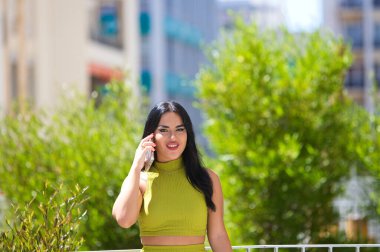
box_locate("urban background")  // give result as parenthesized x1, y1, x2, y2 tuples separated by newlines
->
(1, 0, 380, 250)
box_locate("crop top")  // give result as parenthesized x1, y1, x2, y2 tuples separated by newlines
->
(138, 157, 208, 236)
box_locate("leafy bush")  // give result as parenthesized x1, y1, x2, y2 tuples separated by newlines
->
(197, 19, 375, 245)
(0, 82, 146, 249)
(357, 105, 380, 224)
(0, 183, 87, 251)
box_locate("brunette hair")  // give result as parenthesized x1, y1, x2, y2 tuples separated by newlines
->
(142, 101, 215, 211)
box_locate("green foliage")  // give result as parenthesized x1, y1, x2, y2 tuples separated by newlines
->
(197, 19, 371, 244)
(358, 106, 380, 221)
(0, 81, 145, 250)
(0, 183, 87, 251)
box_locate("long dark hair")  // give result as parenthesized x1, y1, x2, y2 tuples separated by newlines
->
(142, 101, 216, 211)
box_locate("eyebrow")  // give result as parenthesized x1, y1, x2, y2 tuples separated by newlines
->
(157, 124, 185, 128)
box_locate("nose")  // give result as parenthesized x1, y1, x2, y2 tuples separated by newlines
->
(170, 132, 176, 139)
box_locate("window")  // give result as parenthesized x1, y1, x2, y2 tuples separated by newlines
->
(140, 12, 151, 36)
(341, 0, 362, 8)
(89, 1, 123, 49)
(345, 23, 363, 49)
(141, 37, 150, 69)
(9, 62, 35, 102)
(374, 24, 380, 48)
(11, 63, 18, 100)
(375, 63, 380, 87)
(140, 0, 149, 12)
(345, 63, 364, 87)
(166, 0, 174, 16)
(166, 38, 175, 72)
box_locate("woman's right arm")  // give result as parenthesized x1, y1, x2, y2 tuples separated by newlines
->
(112, 133, 155, 228)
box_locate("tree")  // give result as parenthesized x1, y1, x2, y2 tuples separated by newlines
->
(197, 19, 368, 244)
(355, 98, 380, 229)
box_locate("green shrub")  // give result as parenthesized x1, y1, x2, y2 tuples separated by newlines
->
(0, 183, 87, 251)
(0, 81, 146, 249)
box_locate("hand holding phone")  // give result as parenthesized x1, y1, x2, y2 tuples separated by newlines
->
(144, 140, 154, 172)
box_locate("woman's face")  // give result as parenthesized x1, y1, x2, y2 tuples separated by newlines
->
(154, 112, 187, 162)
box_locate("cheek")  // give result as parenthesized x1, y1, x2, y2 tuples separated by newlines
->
(181, 135, 188, 147)
(154, 136, 164, 147)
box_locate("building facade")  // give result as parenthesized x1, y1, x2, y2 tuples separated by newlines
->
(323, 0, 380, 242)
(218, 0, 286, 31)
(0, 0, 217, 137)
(323, 0, 380, 111)
(0, 0, 88, 114)
(87, 0, 140, 95)
(139, 0, 218, 144)
(0, 0, 140, 115)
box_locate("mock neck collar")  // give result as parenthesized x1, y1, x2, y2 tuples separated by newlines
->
(154, 157, 184, 172)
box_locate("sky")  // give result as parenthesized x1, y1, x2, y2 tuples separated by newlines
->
(219, 0, 323, 32)
(284, 0, 322, 32)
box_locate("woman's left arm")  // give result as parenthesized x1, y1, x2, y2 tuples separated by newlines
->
(207, 169, 232, 252)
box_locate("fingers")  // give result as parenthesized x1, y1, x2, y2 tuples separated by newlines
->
(136, 134, 156, 161)
(139, 133, 155, 148)
(143, 145, 156, 153)
(141, 133, 154, 142)
(142, 144, 156, 151)
(141, 140, 156, 149)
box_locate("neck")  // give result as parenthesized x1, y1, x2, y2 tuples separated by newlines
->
(154, 157, 183, 172)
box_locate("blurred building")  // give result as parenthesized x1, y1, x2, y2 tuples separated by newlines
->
(88, 0, 140, 95)
(0, 0, 217, 142)
(333, 171, 380, 242)
(323, 0, 380, 243)
(323, 0, 380, 111)
(0, 0, 88, 113)
(139, 0, 218, 143)
(218, 0, 286, 31)
(0, 0, 140, 115)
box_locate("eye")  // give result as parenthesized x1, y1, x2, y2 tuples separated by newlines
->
(158, 128, 169, 133)
(176, 127, 185, 132)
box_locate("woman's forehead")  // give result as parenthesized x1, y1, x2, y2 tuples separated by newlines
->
(158, 112, 183, 126)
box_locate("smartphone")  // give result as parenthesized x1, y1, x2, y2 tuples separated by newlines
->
(144, 140, 154, 172)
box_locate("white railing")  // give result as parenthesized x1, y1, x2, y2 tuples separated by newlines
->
(225, 244, 380, 251)
(89, 244, 380, 252)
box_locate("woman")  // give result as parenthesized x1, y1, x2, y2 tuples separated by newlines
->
(112, 101, 232, 252)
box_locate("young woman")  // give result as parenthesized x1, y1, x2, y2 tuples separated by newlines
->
(112, 101, 232, 252)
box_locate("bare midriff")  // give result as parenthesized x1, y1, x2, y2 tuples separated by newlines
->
(141, 236, 205, 246)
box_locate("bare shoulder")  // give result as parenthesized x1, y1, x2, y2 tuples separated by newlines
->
(206, 169, 221, 185)
(206, 169, 224, 207)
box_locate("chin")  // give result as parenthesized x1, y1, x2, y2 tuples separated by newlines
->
(169, 153, 181, 160)
(163, 152, 182, 161)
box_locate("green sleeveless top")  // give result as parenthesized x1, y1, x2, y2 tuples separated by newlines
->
(138, 157, 208, 236)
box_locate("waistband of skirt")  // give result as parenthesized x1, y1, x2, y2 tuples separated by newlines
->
(141, 243, 205, 252)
